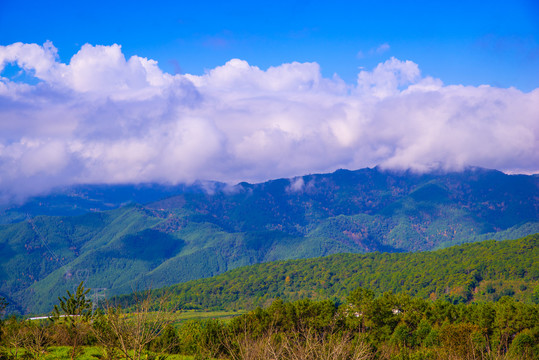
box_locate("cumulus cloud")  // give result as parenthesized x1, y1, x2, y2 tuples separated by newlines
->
(0, 42, 538, 203)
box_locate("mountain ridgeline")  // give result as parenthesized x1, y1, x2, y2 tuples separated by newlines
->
(0, 167, 537, 314)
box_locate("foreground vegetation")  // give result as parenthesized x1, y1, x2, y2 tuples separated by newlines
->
(1, 282, 538, 359)
(2, 235, 537, 359)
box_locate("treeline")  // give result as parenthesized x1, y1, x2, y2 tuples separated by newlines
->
(131, 234, 539, 310)
(1, 284, 538, 359)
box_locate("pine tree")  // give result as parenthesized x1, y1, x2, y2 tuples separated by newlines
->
(52, 281, 92, 360)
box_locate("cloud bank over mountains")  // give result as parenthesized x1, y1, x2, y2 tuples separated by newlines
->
(1, 42, 538, 203)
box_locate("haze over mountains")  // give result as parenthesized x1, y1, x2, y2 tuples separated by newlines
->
(0, 166, 537, 314)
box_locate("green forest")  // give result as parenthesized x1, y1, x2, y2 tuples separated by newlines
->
(1, 167, 538, 315)
(1, 234, 537, 359)
(131, 233, 539, 311)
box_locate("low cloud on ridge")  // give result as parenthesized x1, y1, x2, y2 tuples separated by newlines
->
(0, 41, 538, 203)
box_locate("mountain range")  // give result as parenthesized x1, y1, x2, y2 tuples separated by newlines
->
(0, 166, 537, 314)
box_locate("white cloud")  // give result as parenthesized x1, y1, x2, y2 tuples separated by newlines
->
(357, 43, 391, 59)
(0, 41, 66, 85)
(0, 42, 538, 203)
(286, 177, 305, 193)
(375, 43, 390, 54)
(357, 57, 421, 98)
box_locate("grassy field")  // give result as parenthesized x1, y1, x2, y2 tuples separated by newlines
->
(5, 346, 197, 359)
(16, 311, 242, 359)
(171, 309, 245, 322)
(26, 309, 243, 323)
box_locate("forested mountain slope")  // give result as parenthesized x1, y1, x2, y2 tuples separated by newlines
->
(142, 233, 539, 310)
(0, 182, 208, 224)
(0, 167, 537, 314)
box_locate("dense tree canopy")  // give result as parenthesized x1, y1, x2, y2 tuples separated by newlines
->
(132, 234, 539, 311)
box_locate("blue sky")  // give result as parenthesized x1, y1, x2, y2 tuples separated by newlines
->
(0, 0, 538, 202)
(1, 0, 538, 90)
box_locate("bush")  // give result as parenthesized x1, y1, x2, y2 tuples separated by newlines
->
(509, 330, 538, 360)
